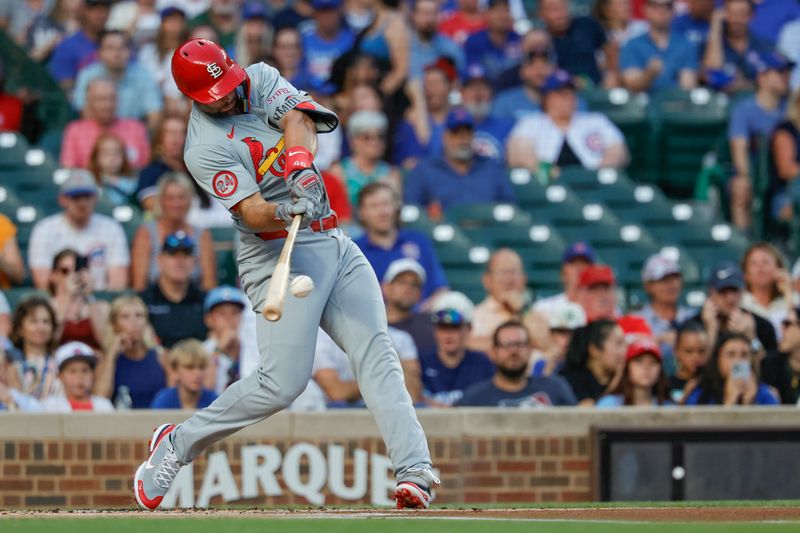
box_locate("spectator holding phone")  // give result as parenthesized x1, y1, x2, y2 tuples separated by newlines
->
(48, 249, 110, 350)
(597, 338, 672, 407)
(669, 321, 710, 403)
(685, 332, 779, 405)
(41, 341, 114, 412)
(761, 307, 800, 404)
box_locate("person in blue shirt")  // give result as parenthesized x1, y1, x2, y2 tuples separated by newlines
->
(463, 0, 522, 84)
(459, 65, 514, 159)
(457, 320, 577, 407)
(48, 0, 111, 92)
(749, 0, 800, 47)
(419, 292, 495, 406)
(685, 332, 779, 406)
(301, 0, 354, 88)
(354, 182, 448, 303)
(727, 51, 790, 231)
(539, 0, 609, 86)
(73, 30, 164, 130)
(151, 339, 218, 409)
(620, 0, 699, 93)
(671, 0, 714, 46)
(404, 107, 516, 211)
(492, 46, 555, 122)
(408, 0, 464, 81)
(597, 338, 673, 408)
(702, 0, 775, 92)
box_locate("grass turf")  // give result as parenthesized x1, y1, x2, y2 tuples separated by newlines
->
(3, 518, 800, 533)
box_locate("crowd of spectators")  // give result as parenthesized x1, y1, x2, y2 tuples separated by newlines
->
(3, 0, 800, 412)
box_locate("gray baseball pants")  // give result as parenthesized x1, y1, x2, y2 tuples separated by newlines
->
(170, 228, 433, 485)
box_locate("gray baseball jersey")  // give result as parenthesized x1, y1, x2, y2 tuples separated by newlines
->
(171, 62, 435, 491)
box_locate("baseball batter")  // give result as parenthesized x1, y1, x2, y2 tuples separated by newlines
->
(133, 39, 438, 510)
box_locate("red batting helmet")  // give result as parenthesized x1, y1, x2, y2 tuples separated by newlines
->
(171, 39, 247, 104)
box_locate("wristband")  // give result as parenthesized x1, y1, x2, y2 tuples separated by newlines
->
(284, 146, 314, 180)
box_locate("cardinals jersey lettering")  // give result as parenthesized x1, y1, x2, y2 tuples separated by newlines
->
(184, 62, 338, 232)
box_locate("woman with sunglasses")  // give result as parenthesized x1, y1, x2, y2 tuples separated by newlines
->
(48, 249, 110, 350)
(761, 308, 800, 404)
(685, 332, 779, 406)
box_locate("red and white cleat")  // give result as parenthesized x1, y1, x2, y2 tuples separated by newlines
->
(133, 423, 183, 510)
(395, 481, 433, 509)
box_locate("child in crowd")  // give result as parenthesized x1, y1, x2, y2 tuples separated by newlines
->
(41, 341, 114, 412)
(151, 339, 218, 409)
(598, 338, 671, 407)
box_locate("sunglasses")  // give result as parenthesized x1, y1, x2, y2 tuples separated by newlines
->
(495, 340, 530, 349)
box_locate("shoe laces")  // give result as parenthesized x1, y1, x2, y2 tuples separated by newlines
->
(154, 450, 182, 490)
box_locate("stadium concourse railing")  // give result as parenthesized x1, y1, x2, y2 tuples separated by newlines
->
(1, 407, 800, 508)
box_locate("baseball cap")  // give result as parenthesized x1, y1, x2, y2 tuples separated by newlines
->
(625, 338, 662, 363)
(160, 5, 186, 18)
(642, 253, 682, 282)
(346, 111, 388, 138)
(424, 56, 458, 83)
(709, 261, 745, 291)
(204, 285, 248, 313)
(617, 314, 653, 340)
(383, 258, 427, 284)
(242, 2, 268, 20)
(60, 169, 99, 197)
(445, 107, 475, 131)
(563, 241, 596, 264)
(548, 301, 587, 330)
(55, 341, 97, 371)
(462, 63, 490, 85)
(578, 264, 616, 288)
(540, 69, 576, 95)
(312, 0, 342, 9)
(431, 291, 474, 325)
(162, 231, 196, 254)
(752, 51, 794, 74)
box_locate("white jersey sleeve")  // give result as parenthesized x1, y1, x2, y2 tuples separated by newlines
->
(247, 62, 339, 133)
(184, 142, 262, 211)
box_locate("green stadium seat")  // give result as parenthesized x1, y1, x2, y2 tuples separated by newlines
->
(0, 132, 29, 167)
(216, 250, 239, 286)
(487, 224, 568, 270)
(609, 185, 677, 224)
(527, 267, 563, 294)
(0, 186, 22, 217)
(445, 202, 532, 230)
(4, 287, 47, 310)
(399, 204, 436, 236)
(445, 267, 485, 303)
(521, 184, 587, 226)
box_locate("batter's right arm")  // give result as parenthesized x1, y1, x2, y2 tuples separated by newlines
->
(235, 192, 294, 232)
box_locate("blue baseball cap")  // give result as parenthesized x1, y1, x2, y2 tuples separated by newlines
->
(563, 242, 596, 264)
(445, 107, 475, 130)
(751, 51, 794, 74)
(204, 285, 248, 313)
(242, 2, 268, 20)
(60, 170, 99, 197)
(312, 0, 342, 10)
(709, 261, 745, 291)
(462, 63, 489, 85)
(160, 5, 186, 19)
(161, 231, 196, 254)
(540, 69, 576, 94)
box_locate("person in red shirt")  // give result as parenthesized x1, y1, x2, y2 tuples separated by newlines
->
(438, 0, 487, 46)
(0, 58, 22, 132)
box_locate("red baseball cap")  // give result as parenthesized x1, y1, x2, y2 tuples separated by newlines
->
(617, 315, 652, 338)
(578, 264, 616, 288)
(625, 338, 662, 362)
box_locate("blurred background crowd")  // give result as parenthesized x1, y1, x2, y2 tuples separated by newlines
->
(2, 0, 800, 413)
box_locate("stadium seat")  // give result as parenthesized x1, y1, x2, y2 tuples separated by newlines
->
(0, 132, 29, 167)
(399, 204, 436, 236)
(521, 184, 587, 226)
(445, 202, 532, 230)
(445, 267, 485, 303)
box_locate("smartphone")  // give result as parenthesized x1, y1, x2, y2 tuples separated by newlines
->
(731, 361, 751, 380)
(75, 255, 89, 271)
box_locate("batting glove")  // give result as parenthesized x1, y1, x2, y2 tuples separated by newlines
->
(274, 198, 311, 228)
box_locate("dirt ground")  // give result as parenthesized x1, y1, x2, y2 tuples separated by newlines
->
(2, 506, 799, 522)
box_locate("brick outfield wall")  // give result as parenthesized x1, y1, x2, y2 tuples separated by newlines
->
(1, 408, 798, 509)
(0, 436, 590, 508)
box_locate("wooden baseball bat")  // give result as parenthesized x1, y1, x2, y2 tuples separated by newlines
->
(262, 215, 302, 322)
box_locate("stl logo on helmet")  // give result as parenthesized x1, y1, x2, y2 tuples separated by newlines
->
(207, 62, 223, 79)
(212, 170, 238, 197)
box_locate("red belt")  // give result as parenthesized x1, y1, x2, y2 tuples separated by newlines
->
(255, 213, 338, 241)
